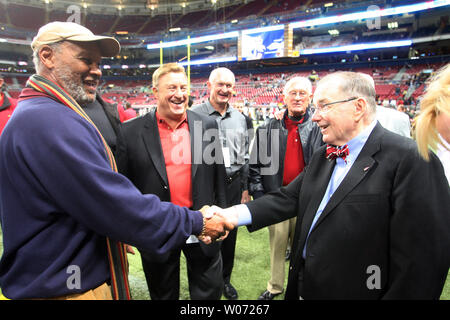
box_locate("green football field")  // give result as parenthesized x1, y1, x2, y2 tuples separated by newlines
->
(1, 226, 449, 300)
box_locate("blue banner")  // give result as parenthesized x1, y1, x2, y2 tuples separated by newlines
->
(241, 29, 284, 60)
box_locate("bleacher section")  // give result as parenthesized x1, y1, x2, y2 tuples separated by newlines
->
(92, 62, 444, 109)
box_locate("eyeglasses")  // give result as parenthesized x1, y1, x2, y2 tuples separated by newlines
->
(313, 97, 358, 114)
(287, 90, 309, 98)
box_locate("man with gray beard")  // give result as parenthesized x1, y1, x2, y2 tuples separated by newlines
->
(0, 21, 233, 300)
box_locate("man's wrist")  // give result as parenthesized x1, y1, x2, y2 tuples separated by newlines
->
(198, 216, 207, 238)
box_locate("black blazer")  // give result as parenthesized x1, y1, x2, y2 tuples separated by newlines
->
(247, 122, 450, 299)
(116, 109, 227, 259)
(249, 108, 323, 196)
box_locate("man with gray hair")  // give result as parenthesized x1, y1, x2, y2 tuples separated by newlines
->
(218, 71, 450, 299)
(0, 22, 232, 300)
(191, 67, 250, 300)
(249, 76, 323, 300)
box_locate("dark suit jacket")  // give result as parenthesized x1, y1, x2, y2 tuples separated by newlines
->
(83, 94, 123, 156)
(116, 108, 227, 260)
(249, 108, 323, 196)
(247, 122, 450, 299)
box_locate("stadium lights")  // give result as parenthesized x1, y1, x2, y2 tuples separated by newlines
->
(290, 0, 450, 29)
(300, 40, 412, 55)
(146, 31, 239, 49)
(145, 0, 449, 51)
(388, 22, 399, 29)
(242, 25, 284, 35)
(178, 56, 237, 66)
(328, 29, 339, 36)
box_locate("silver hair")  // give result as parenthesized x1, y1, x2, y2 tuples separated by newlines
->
(283, 76, 312, 96)
(208, 67, 235, 84)
(32, 42, 64, 74)
(317, 71, 377, 116)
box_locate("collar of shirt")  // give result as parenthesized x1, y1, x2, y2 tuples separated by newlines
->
(155, 109, 188, 130)
(302, 120, 378, 259)
(335, 120, 378, 167)
(205, 99, 232, 117)
(283, 112, 305, 130)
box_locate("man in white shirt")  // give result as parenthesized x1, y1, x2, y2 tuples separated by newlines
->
(376, 105, 411, 138)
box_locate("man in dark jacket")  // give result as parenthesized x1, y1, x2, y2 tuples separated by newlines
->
(82, 92, 122, 156)
(218, 71, 450, 300)
(0, 22, 231, 300)
(249, 76, 323, 300)
(116, 63, 228, 300)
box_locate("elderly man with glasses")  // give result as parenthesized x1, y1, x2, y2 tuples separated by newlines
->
(249, 76, 323, 300)
(217, 71, 450, 300)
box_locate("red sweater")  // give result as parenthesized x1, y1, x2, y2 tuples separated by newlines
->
(282, 115, 306, 186)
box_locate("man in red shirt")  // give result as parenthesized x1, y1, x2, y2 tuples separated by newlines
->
(249, 76, 323, 300)
(116, 63, 227, 300)
(117, 102, 137, 122)
(0, 74, 17, 136)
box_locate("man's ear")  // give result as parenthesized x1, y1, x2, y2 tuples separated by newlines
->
(38, 45, 57, 70)
(152, 86, 158, 97)
(354, 97, 367, 122)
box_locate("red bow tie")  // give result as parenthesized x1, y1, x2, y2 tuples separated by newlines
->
(326, 144, 349, 162)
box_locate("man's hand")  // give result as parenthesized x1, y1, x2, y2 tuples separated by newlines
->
(274, 109, 284, 120)
(241, 190, 251, 204)
(124, 244, 135, 255)
(198, 206, 235, 244)
(216, 206, 239, 227)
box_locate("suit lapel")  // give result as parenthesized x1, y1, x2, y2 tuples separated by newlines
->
(142, 109, 169, 186)
(187, 110, 198, 180)
(311, 123, 383, 231)
(295, 153, 336, 255)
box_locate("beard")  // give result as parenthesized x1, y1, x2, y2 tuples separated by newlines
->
(54, 65, 97, 105)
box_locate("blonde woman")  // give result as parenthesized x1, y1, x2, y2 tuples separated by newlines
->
(415, 64, 450, 185)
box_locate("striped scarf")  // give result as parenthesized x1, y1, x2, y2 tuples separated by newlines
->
(26, 74, 131, 300)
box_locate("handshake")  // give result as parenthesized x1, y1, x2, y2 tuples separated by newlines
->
(197, 205, 239, 244)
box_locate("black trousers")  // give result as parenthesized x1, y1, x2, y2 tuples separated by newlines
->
(221, 172, 242, 283)
(140, 243, 223, 300)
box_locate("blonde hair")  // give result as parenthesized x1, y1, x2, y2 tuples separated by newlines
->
(152, 63, 186, 88)
(415, 64, 450, 161)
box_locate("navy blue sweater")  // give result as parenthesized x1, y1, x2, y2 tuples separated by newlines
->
(0, 97, 203, 299)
